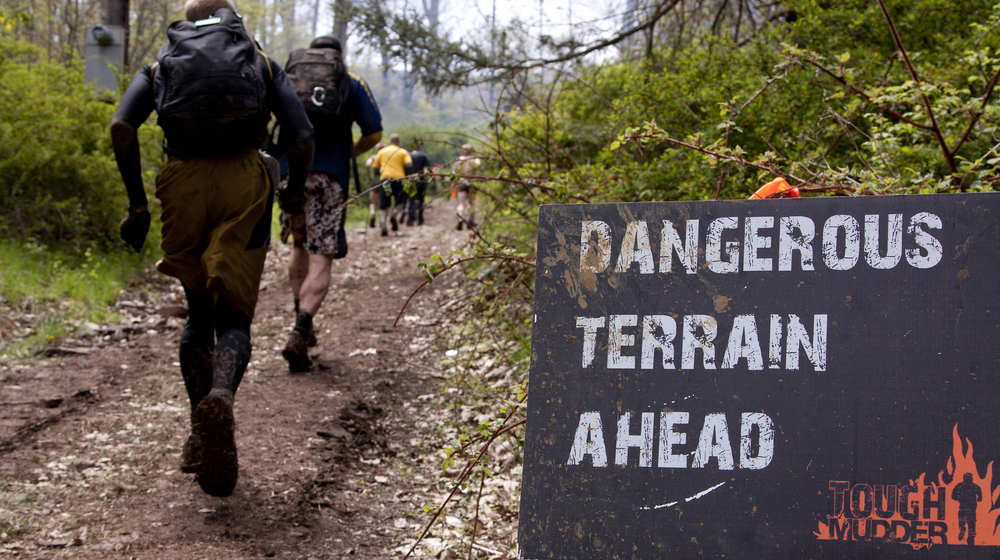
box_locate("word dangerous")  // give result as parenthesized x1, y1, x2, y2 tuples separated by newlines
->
(581, 213, 943, 274)
(567, 411, 774, 470)
(576, 313, 827, 370)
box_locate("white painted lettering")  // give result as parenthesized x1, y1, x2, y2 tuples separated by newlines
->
(576, 316, 605, 368)
(743, 216, 774, 272)
(864, 214, 903, 269)
(660, 220, 699, 274)
(739, 412, 775, 470)
(658, 412, 689, 468)
(641, 315, 676, 369)
(822, 215, 861, 270)
(721, 315, 763, 370)
(786, 314, 827, 371)
(692, 413, 734, 470)
(608, 315, 638, 369)
(616, 412, 654, 467)
(906, 212, 943, 269)
(706, 217, 740, 274)
(682, 315, 718, 369)
(615, 221, 655, 274)
(567, 411, 608, 467)
(580, 220, 612, 273)
(768, 314, 782, 369)
(778, 216, 815, 271)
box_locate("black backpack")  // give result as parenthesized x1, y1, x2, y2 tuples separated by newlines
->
(152, 9, 268, 143)
(285, 47, 350, 127)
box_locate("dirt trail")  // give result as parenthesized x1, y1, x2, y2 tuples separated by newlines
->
(0, 200, 512, 559)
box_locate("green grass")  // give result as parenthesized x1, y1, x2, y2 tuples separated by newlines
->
(345, 198, 371, 230)
(0, 240, 156, 360)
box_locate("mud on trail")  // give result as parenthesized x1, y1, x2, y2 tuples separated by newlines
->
(0, 200, 521, 559)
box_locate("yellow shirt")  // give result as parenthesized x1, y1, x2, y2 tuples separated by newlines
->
(372, 146, 412, 180)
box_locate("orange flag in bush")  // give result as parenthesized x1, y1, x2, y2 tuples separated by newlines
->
(749, 177, 800, 199)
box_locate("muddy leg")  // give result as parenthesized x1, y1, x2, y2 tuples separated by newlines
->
(178, 286, 214, 473)
(212, 298, 252, 395)
(192, 297, 250, 497)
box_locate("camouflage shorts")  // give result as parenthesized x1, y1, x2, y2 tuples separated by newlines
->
(279, 171, 348, 257)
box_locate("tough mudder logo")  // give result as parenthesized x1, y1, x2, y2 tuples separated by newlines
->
(816, 425, 1000, 548)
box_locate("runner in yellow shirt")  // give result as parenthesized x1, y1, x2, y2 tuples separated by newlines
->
(371, 133, 412, 236)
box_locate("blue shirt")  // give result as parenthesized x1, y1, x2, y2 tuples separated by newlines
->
(278, 71, 382, 191)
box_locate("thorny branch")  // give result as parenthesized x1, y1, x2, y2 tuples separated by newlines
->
(402, 391, 527, 560)
(875, 0, 958, 178)
(796, 56, 933, 132)
(393, 253, 535, 327)
(950, 62, 1000, 158)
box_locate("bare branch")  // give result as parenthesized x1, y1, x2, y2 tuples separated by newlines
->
(950, 62, 1000, 157)
(875, 0, 958, 176)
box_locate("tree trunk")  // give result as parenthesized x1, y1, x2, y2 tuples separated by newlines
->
(310, 0, 320, 37)
(102, 0, 128, 65)
(332, 0, 349, 55)
(421, 0, 440, 30)
(283, 0, 297, 56)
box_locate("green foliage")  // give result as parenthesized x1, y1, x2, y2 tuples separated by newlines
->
(476, 0, 1000, 218)
(0, 239, 155, 359)
(0, 39, 135, 248)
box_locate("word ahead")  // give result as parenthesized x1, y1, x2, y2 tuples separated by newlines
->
(566, 411, 774, 470)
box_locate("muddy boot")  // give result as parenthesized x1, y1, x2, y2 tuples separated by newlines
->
(180, 432, 202, 473)
(282, 311, 313, 372)
(295, 300, 317, 347)
(193, 387, 238, 497)
(390, 214, 399, 231)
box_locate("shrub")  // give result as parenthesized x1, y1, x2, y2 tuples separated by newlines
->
(0, 39, 127, 248)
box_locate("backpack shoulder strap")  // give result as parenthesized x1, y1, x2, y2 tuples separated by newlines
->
(258, 51, 274, 81)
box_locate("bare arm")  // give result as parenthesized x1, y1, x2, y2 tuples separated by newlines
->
(354, 131, 382, 157)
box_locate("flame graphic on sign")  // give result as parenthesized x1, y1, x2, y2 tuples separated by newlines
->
(814, 424, 1000, 548)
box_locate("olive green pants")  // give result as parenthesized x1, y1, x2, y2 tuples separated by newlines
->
(155, 147, 272, 319)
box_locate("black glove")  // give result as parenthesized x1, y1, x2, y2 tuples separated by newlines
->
(276, 181, 304, 215)
(120, 207, 150, 252)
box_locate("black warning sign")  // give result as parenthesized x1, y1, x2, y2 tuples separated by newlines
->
(518, 194, 1000, 559)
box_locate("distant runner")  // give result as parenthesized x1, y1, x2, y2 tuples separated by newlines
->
(453, 144, 481, 230)
(406, 143, 432, 226)
(371, 134, 413, 236)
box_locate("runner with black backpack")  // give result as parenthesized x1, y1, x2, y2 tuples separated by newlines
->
(110, 0, 315, 497)
(273, 36, 383, 372)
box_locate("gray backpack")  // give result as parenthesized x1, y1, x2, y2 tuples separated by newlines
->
(285, 47, 350, 127)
